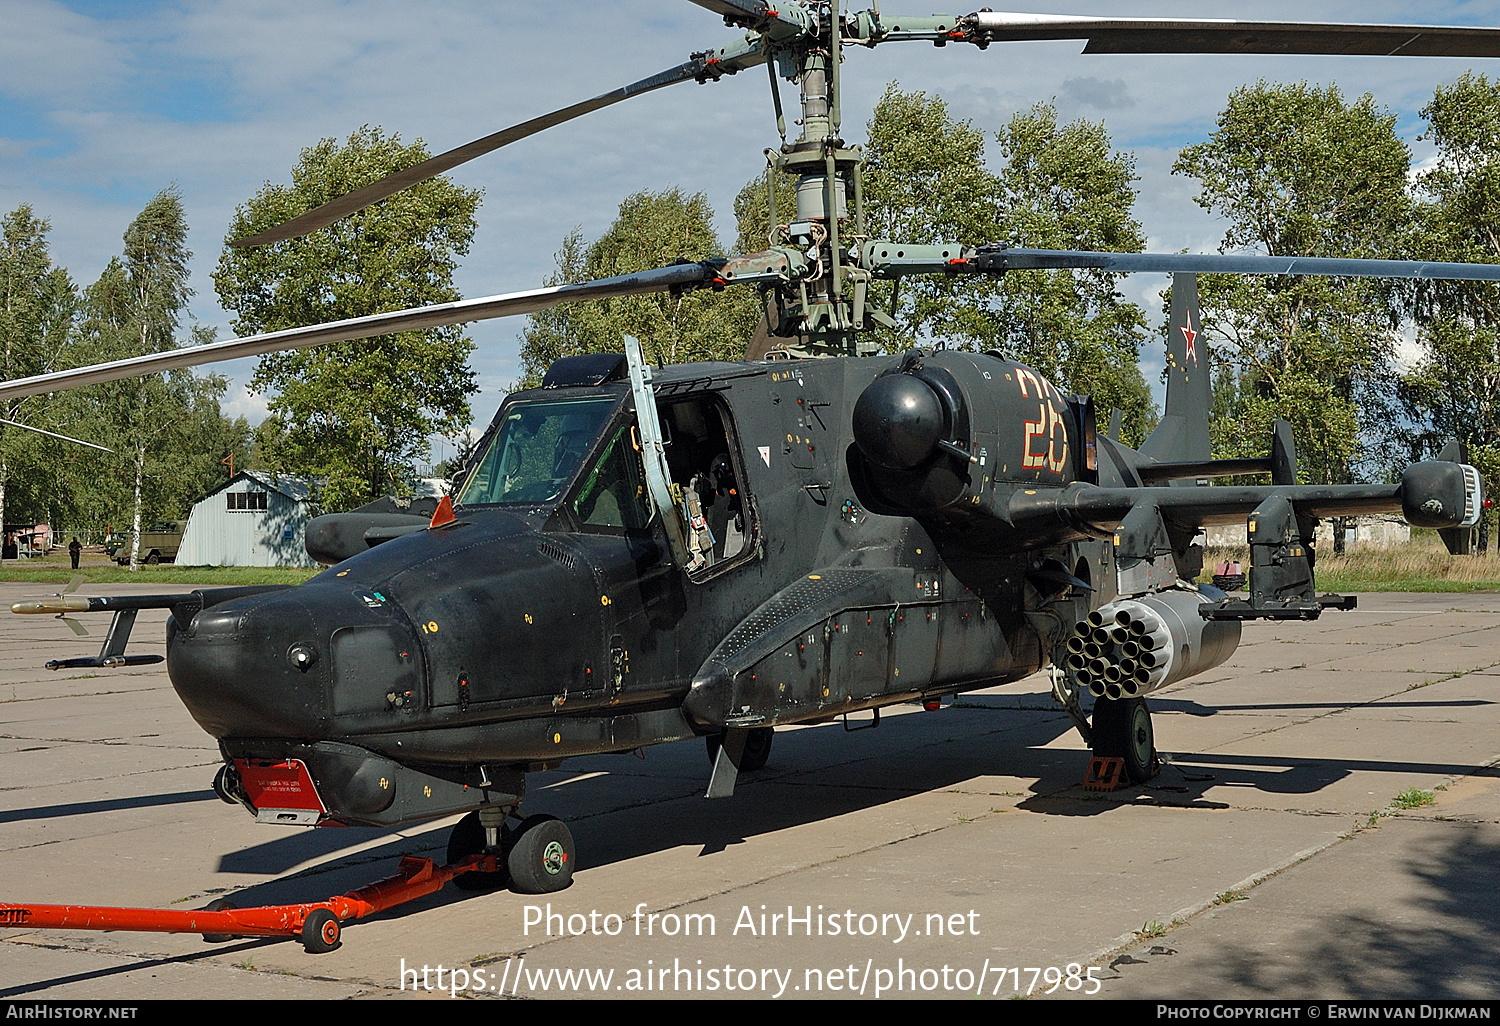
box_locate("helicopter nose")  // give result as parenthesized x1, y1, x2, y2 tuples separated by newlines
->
(167, 592, 331, 739)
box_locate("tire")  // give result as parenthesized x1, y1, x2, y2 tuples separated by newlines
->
(447, 810, 509, 891)
(145, 552, 160, 565)
(1092, 696, 1156, 784)
(704, 727, 773, 772)
(507, 815, 575, 894)
(300, 909, 341, 953)
(201, 897, 238, 943)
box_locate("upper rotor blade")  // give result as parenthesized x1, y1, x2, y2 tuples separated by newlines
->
(686, 0, 770, 22)
(0, 260, 782, 403)
(231, 46, 762, 248)
(686, 0, 812, 39)
(963, 13, 1500, 56)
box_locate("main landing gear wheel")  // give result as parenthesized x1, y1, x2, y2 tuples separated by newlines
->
(507, 815, 576, 894)
(704, 727, 774, 772)
(447, 810, 510, 891)
(1091, 696, 1158, 784)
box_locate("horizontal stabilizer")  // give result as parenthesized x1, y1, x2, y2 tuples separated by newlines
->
(1136, 458, 1270, 484)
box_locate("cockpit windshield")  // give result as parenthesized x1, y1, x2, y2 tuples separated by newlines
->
(456, 396, 619, 506)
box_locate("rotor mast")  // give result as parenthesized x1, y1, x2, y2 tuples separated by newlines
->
(760, 2, 880, 357)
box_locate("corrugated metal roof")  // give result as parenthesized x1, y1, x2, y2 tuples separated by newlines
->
(194, 469, 317, 505)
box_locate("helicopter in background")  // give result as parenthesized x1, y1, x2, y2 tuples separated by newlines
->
(2, 3, 1496, 916)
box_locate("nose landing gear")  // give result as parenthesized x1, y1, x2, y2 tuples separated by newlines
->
(447, 806, 576, 894)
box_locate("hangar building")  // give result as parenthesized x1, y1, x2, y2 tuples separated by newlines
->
(177, 470, 318, 568)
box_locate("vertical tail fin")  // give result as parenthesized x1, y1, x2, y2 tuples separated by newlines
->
(1141, 273, 1211, 466)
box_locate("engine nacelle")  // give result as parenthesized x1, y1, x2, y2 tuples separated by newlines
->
(1063, 588, 1241, 701)
(849, 350, 1090, 549)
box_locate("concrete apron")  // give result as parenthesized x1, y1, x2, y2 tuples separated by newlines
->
(0, 585, 1496, 1000)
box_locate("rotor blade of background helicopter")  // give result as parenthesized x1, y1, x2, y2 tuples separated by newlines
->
(861, 244, 1500, 281)
(873, 13, 1500, 56)
(231, 39, 766, 249)
(0, 260, 784, 403)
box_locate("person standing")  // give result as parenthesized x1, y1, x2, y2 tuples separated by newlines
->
(68, 537, 81, 570)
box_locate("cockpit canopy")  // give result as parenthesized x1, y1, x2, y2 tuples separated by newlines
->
(456, 395, 618, 506)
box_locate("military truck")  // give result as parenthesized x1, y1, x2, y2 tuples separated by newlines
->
(115, 521, 183, 565)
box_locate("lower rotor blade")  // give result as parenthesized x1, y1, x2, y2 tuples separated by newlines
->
(977, 250, 1500, 279)
(0, 260, 782, 403)
(862, 243, 1500, 281)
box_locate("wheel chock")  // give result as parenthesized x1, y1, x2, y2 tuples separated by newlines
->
(1083, 756, 1126, 791)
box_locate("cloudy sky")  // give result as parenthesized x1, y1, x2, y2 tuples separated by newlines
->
(6, 0, 1500, 455)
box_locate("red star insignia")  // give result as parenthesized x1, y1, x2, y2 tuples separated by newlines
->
(1180, 312, 1199, 366)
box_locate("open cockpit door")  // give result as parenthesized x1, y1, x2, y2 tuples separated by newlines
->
(624, 335, 694, 569)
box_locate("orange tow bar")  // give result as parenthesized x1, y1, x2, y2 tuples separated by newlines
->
(0, 853, 499, 953)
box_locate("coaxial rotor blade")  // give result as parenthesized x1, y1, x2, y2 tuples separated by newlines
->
(866, 13, 1500, 55)
(686, 1, 813, 39)
(862, 243, 1500, 280)
(231, 40, 765, 248)
(978, 250, 1500, 278)
(0, 418, 113, 453)
(949, 12, 1500, 56)
(687, 0, 771, 23)
(0, 259, 784, 403)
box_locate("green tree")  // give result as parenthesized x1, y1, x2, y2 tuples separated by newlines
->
(860, 85, 1007, 347)
(519, 188, 759, 383)
(969, 101, 1155, 444)
(728, 89, 1156, 438)
(524, 87, 1154, 439)
(214, 127, 480, 512)
(1400, 72, 1500, 546)
(0, 205, 77, 540)
(1174, 82, 1412, 485)
(66, 189, 230, 567)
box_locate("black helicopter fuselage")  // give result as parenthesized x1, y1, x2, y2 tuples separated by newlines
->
(165, 344, 1472, 829)
(166, 350, 1120, 828)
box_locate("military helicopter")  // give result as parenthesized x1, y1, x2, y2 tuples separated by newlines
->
(4, 2, 1499, 923)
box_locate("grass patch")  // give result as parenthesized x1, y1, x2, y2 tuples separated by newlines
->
(1204, 532, 1500, 593)
(1391, 788, 1437, 810)
(1135, 920, 1169, 940)
(1214, 890, 1248, 905)
(0, 564, 319, 587)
